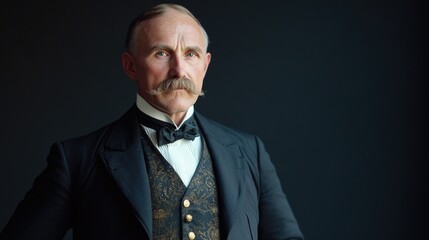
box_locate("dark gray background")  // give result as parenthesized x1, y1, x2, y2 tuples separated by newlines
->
(1, 0, 427, 239)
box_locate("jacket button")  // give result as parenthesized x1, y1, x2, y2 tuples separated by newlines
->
(188, 231, 196, 240)
(185, 214, 193, 222)
(183, 199, 191, 208)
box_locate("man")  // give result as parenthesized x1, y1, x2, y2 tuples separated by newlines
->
(1, 4, 303, 240)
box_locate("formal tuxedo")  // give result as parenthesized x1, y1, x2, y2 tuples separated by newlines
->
(0, 106, 303, 240)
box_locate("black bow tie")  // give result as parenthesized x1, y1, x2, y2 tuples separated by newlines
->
(156, 120, 199, 146)
(135, 106, 200, 146)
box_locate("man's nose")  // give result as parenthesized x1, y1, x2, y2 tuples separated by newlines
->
(168, 56, 186, 78)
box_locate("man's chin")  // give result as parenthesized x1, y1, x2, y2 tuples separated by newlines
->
(154, 96, 196, 113)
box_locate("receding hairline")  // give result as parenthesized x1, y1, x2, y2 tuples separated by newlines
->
(125, 4, 209, 54)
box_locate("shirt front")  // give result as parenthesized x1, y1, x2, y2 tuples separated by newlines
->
(136, 94, 201, 187)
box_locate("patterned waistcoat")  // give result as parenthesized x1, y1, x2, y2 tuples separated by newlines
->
(141, 133, 220, 240)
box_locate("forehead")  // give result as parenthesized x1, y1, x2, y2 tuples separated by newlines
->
(136, 10, 206, 48)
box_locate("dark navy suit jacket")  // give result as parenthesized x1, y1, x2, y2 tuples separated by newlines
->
(0, 106, 303, 240)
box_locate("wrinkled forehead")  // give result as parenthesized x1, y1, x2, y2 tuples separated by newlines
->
(133, 9, 209, 51)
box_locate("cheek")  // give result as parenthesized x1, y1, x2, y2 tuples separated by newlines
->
(193, 65, 207, 86)
(144, 63, 168, 83)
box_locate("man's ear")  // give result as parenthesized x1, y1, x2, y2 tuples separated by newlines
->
(121, 52, 137, 80)
(204, 52, 211, 72)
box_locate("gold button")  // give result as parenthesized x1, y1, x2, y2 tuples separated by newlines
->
(183, 199, 191, 208)
(185, 214, 193, 222)
(188, 231, 196, 240)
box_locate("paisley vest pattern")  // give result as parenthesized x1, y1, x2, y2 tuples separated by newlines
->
(141, 132, 220, 240)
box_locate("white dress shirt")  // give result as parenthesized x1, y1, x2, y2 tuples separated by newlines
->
(136, 94, 201, 187)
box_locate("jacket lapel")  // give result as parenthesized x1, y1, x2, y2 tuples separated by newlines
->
(195, 113, 247, 238)
(100, 106, 153, 239)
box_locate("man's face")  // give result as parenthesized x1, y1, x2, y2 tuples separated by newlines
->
(122, 9, 211, 120)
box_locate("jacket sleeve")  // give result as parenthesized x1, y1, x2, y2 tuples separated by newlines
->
(255, 137, 304, 240)
(0, 143, 72, 240)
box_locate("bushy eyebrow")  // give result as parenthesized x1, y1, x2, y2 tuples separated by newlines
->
(151, 45, 204, 55)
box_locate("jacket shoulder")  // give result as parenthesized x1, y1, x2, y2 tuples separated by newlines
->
(55, 107, 138, 181)
(60, 106, 138, 154)
(195, 113, 256, 143)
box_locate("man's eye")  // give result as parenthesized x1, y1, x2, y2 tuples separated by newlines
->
(186, 52, 198, 57)
(156, 51, 168, 57)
